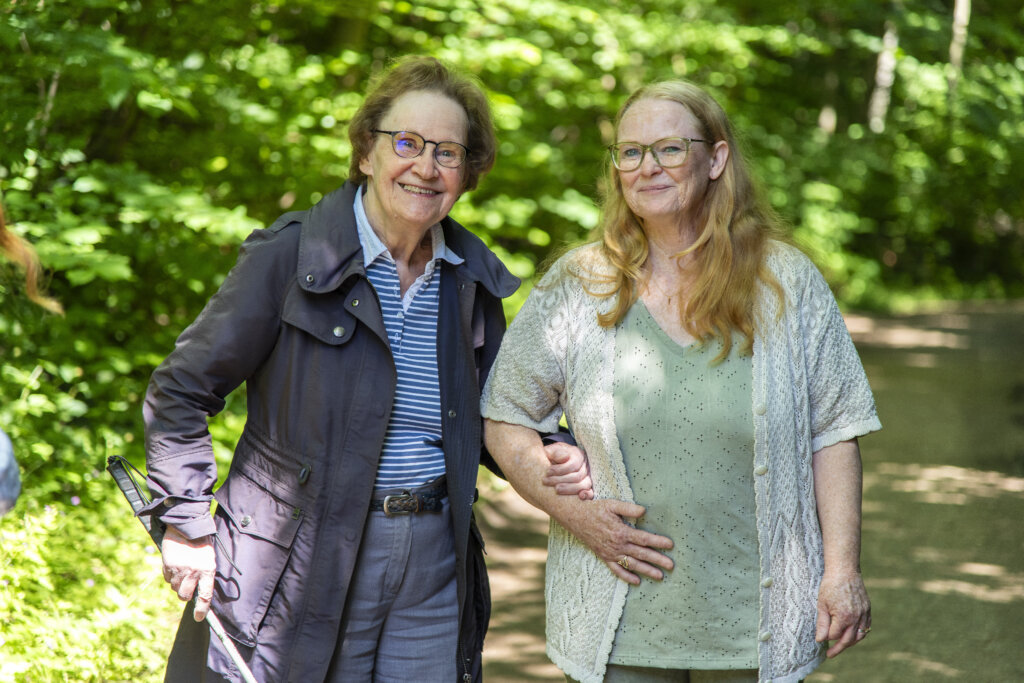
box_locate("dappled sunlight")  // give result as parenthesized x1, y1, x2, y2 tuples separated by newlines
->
(866, 463, 1024, 504)
(886, 652, 961, 678)
(870, 549, 1024, 604)
(921, 558, 1024, 604)
(957, 561, 1006, 577)
(844, 314, 969, 350)
(919, 578, 1024, 603)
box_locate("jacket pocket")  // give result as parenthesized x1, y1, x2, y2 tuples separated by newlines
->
(281, 286, 357, 346)
(211, 472, 304, 646)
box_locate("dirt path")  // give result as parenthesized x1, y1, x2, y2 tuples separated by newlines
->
(472, 303, 1024, 681)
(476, 483, 562, 681)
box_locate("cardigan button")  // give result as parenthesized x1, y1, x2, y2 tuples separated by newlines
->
(754, 465, 768, 476)
(761, 576, 774, 588)
(759, 631, 772, 642)
(753, 403, 767, 415)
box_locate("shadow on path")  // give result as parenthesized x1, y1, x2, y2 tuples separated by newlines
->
(477, 484, 561, 681)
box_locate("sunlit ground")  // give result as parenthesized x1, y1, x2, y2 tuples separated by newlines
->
(480, 302, 1024, 682)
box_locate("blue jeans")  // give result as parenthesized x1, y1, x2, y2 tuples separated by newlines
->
(329, 498, 458, 682)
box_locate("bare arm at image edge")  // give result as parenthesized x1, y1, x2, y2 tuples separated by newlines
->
(813, 438, 872, 657)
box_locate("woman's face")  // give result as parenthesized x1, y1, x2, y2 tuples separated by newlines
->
(615, 98, 726, 229)
(359, 90, 468, 236)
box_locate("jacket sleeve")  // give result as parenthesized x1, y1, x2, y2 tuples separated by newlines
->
(474, 287, 510, 477)
(141, 224, 298, 538)
(0, 428, 20, 516)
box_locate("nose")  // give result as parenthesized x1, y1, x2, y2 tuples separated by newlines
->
(639, 150, 663, 174)
(413, 143, 440, 177)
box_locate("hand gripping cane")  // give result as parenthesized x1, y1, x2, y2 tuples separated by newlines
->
(106, 455, 258, 683)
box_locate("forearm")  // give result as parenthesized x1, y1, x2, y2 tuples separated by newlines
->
(812, 438, 872, 655)
(812, 438, 864, 575)
(484, 418, 585, 525)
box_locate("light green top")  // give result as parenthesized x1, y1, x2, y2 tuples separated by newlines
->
(609, 301, 759, 669)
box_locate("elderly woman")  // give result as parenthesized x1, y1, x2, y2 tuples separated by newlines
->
(142, 55, 585, 682)
(483, 80, 881, 683)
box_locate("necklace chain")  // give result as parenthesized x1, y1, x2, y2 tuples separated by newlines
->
(644, 238, 687, 302)
(643, 263, 684, 302)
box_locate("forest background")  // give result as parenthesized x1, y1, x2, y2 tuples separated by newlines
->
(1, 0, 1021, 680)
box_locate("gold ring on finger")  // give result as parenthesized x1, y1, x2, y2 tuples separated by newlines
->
(617, 556, 630, 570)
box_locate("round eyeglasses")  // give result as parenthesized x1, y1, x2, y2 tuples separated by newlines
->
(373, 130, 469, 169)
(607, 136, 710, 171)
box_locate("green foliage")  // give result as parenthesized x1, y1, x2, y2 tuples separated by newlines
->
(1, 499, 178, 682)
(1, 0, 1021, 679)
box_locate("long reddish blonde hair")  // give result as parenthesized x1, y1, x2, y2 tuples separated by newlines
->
(0, 205, 63, 315)
(589, 80, 789, 361)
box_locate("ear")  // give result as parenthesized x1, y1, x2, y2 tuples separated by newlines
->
(358, 134, 377, 177)
(708, 140, 730, 180)
(359, 152, 373, 178)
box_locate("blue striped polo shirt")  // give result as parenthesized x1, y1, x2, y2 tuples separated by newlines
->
(354, 189, 463, 491)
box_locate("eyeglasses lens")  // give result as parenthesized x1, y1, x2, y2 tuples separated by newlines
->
(611, 138, 691, 171)
(393, 133, 424, 157)
(390, 132, 466, 168)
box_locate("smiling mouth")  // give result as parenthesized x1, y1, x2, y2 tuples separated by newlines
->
(401, 183, 440, 196)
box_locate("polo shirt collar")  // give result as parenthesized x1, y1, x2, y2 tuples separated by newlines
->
(353, 186, 465, 269)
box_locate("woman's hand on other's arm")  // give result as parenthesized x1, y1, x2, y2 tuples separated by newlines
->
(542, 441, 594, 500)
(485, 419, 673, 584)
(161, 524, 216, 622)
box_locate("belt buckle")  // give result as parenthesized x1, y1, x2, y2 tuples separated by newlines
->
(382, 492, 419, 517)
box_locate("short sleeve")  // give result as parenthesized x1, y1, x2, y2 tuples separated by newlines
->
(481, 262, 574, 434)
(798, 263, 882, 451)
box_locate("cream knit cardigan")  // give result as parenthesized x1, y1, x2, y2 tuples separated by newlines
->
(481, 242, 881, 683)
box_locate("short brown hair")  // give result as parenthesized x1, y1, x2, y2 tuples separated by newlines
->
(348, 56, 496, 192)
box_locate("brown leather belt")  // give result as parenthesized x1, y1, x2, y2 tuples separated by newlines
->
(369, 477, 447, 516)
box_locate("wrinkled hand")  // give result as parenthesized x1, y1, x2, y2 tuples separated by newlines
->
(542, 442, 594, 500)
(161, 524, 216, 622)
(559, 498, 674, 585)
(815, 570, 872, 657)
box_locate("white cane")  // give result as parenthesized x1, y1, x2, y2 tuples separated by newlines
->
(107, 456, 259, 683)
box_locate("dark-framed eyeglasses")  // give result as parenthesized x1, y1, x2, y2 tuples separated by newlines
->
(373, 130, 469, 169)
(607, 136, 710, 171)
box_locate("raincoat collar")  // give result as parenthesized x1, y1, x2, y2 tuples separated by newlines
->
(296, 182, 518, 298)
